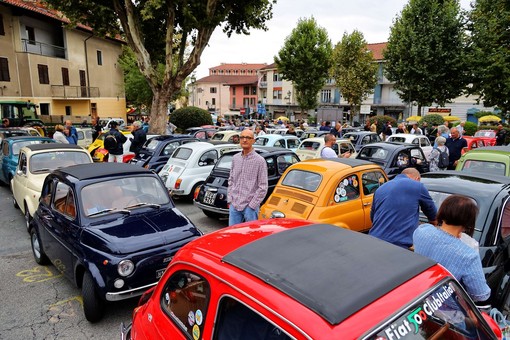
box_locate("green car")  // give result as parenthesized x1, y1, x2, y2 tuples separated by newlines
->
(456, 146, 510, 176)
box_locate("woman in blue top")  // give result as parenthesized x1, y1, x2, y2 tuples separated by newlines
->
(413, 195, 490, 302)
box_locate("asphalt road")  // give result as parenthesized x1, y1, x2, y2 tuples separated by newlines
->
(0, 187, 227, 340)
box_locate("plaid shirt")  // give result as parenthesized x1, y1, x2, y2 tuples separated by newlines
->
(228, 149, 268, 211)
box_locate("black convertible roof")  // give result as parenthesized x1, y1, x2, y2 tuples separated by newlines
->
(24, 143, 83, 151)
(55, 163, 152, 180)
(323, 158, 375, 167)
(223, 224, 435, 325)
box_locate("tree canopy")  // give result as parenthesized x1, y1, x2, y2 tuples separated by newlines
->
(468, 0, 510, 116)
(383, 0, 468, 115)
(330, 30, 377, 122)
(45, 0, 275, 133)
(274, 17, 332, 113)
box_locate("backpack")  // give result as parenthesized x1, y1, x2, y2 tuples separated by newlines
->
(104, 132, 118, 151)
(437, 148, 449, 169)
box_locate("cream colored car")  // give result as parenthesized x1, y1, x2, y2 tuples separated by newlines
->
(210, 130, 240, 143)
(11, 143, 93, 230)
(296, 137, 356, 160)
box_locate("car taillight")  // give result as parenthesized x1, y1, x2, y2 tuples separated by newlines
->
(193, 185, 201, 200)
(175, 178, 182, 189)
(137, 287, 155, 307)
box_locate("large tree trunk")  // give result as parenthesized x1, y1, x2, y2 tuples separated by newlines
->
(149, 90, 171, 135)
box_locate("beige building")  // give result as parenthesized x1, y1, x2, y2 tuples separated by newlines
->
(0, 0, 126, 123)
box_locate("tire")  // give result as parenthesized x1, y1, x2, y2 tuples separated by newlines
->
(30, 228, 49, 265)
(203, 210, 223, 219)
(24, 205, 32, 231)
(82, 271, 105, 323)
(188, 182, 203, 201)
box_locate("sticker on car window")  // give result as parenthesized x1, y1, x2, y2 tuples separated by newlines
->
(195, 309, 203, 325)
(192, 324, 200, 340)
(188, 311, 195, 326)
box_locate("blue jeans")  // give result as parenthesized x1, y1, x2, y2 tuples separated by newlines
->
(229, 205, 259, 226)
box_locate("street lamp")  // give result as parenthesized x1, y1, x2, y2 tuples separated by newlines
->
(190, 74, 196, 107)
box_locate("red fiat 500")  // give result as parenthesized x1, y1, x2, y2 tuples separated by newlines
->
(122, 219, 501, 339)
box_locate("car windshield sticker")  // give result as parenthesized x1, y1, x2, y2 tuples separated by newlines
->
(188, 311, 195, 326)
(343, 179, 349, 186)
(195, 309, 203, 325)
(192, 324, 200, 340)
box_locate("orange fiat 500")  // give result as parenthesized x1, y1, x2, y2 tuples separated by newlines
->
(259, 158, 388, 232)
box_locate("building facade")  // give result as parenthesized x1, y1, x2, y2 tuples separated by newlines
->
(0, 0, 126, 123)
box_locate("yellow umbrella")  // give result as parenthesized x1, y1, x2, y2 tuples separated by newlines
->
(276, 116, 289, 121)
(478, 115, 502, 123)
(406, 115, 422, 122)
(443, 115, 462, 122)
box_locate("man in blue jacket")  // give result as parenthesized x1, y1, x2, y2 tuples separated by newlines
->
(369, 168, 437, 249)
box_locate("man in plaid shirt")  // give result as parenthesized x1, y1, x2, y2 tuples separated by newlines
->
(227, 129, 268, 225)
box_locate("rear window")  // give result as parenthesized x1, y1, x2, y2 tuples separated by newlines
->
(254, 137, 269, 146)
(359, 147, 388, 160)
(172, 147, 193, 160)
(215, 154, 235, 170)
(344, 133, 359, 142)
(211, 133, 224, 141)
(30, 151, 91, 173)
(298, 141, 321, 151)
(12, 140, 51, 155)
(145, 138, 161, 151)
(389, 136, 406, 143)
(281, 169, 322, 192)
(461, 160, 506, 176)
(364, 280, 495, 340)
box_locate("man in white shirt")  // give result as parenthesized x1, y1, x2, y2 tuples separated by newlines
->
(321, 134, 338, 158)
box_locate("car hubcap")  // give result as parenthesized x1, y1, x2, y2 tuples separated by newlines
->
(32, 233, 40, 259)
(25, 210, 30, 229)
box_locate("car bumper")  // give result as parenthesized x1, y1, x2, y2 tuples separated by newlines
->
(106, 282, 158, 301)
(170, 189, 185, 195)
(194, 200, 229, 215)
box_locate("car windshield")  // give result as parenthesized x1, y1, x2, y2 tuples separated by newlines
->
(344, 133, 359, 142)
(359, 147, 389, 160)
(365, 279, 494, 340)
(211, 133, 225, 141)
(144, 138, 161, 152)
(475, 131, 496, 138)
(81, 176, 170, 217)
(281, 169, 322, 192)
(215, 154, 235, 170)
(171, 147, 193, 160)
(30, 151, 91, 173)
(254, 137, 269, 146)
(298, 141, 321, 151)
(13, 140, 51, 155)
(461, 160, 506, 176)
(388, 136, 407, 143)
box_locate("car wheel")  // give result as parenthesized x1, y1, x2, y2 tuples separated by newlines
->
(203, 210, 223, 219)
(24, 205, 32, 231)
(82, 271, 105, 323)
(189, 182, 203, 201)
(30, 228, 49, 265)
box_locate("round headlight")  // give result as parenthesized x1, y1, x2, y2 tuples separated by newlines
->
(117, 260, 135, 277)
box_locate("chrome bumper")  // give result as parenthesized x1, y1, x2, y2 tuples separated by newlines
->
(194, 200, 229, 215)
(120, 322, 131, 340)
(106, 282, 157, 301)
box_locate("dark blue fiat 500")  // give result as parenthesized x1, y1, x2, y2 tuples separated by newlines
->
(29, 163, 202, 322)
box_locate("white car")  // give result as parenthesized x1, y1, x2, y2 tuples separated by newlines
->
(254, 134, 301, 152)
(11, 144, 93, 230)
(296, 137, 356, 160)
(386, 133, 433, 158)
(158, 142, 240, 198)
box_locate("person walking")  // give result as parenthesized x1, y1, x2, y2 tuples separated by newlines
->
(410, 123, 423, 135)
(495, 124, 507, 146)
(91, 117, 101, 141)
(105, 121, 127, 163)
(52, 124, 69, 144)
(321, 134, 338, 159)
(369, 168, 437, 249)
(445, 127, 467, 170)
(413, 195, 490, 302)
(64, 120, 78, 144)
(428, 136, 449, 171)
(227, 129, 268, 226)
(129, 121, 147, 156)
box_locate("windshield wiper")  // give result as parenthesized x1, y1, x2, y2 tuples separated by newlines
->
(125, 202, 161, 210)
(88, 208, 131, 217)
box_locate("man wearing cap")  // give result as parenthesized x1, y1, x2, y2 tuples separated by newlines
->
(106, 121, 127, 162)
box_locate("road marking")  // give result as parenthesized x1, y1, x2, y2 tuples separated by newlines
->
(48, 296, 83, 323)
(16, 266, 63, 283)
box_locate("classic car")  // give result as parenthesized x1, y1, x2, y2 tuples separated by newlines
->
(75, 127, 94, 149)
(29, 163, 202, 322)
(0, 127, 33, 143)
(462, 136, 488, 155)
(356, 142, 429, 179)
(129, 135, 199, 173)
(343, 131, 382, 151)
(456, 146, 510, 176)
(209, 130, 240, 143)
(259, 158, 387, 232)
(254, 134, 301, 152)
(420, 171, 510, 312)
(88, 130, 157, 163)
(121, 219, 502, 339)
(270, 127, 305, 139)
(12, 144, 93, 230)
(296, 137, 356, 160)
(194, 148, 300, 218)
(386, 133, 433, 158)
(474, 130, 497, 146)
(159, 142, 240, 198)
(185, 127, 217, 140)
(299, 129, 329, 141)
(0, 136, 54, 186)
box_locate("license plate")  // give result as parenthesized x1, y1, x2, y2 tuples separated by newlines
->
(156, 268, 166, 279)
(204, 191, 216, 205)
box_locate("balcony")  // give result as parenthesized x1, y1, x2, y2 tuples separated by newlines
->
(21, 39, 66, 59)
(51, 85, 100, 98)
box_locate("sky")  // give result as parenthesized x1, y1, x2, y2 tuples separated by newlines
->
(194, 0, 472, 79)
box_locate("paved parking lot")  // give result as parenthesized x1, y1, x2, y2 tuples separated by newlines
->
(0, 186, 227, 339)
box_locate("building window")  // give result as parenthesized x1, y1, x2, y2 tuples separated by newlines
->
(0, 58, 10, 82)
(273, 90, 282, 99)
(232, 98, 236, 108)
(210, 87, 217, 94)
(65, 106, 72, 116)
(91, 103, 97, 116)
(0, 14, 5, 36)
(243, 86, 249, 95)
(321, 89, 332, 103)
(26, 26, 35, 45)
(251, 86, 257, 95)
(273, 73, 280, 81)
(212, 98, 216, 106)
(250, 98, 255, 105)
(97, 50, 103, 66)
(37, 64, 49, 84)
(61, 67, 69, 86)
(232, 87, 236, 95)
(40, 103, 50, 116)
(262, 74, 267, 81)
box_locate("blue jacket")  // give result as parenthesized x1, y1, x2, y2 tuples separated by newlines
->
(369, 174, 437, 248)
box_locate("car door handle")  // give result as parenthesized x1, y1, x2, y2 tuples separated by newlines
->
(363, 202, 371, 206)
(207, 188, 218, 192)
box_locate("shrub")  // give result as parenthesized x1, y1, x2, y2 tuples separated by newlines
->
(169, 106, 212, 130)
(463, 121, 477, 136)
(420, 114, 444, 127)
